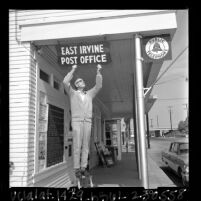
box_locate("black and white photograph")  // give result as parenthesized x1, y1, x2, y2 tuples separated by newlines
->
(9, 9, 188, 190)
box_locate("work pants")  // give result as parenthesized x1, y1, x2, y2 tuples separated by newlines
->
(72, 120, 92, 170)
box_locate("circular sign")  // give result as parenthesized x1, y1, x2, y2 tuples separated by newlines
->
(145, 37, 169, 60)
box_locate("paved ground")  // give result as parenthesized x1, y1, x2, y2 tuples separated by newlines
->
(90, 148, 175, 188)
(68, 137, 185, 188)
(148, 137, 185, 186)
(147, 137, 174, 166)
(91, 152, 141, 187)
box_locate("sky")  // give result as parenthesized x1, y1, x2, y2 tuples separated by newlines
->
(149, 10, 188, 129)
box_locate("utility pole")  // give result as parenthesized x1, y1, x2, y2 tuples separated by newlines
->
(183, 103, 188, 119)
(146, 113, 150, 149)
(157, 115, 159, 128)
(182, 103, 189, 134)
(150, 118, 153, 128)
(134, 34, 149, 188)
(168, 106, 173, 131)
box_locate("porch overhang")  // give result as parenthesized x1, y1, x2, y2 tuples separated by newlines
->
(18, 10, 177, 119)
(20, 10, 177, 43)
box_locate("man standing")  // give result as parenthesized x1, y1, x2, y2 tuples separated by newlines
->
(63, 64, 102, 182)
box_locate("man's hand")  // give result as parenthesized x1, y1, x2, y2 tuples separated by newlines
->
(63, 65, 77, 85)
(97, 64, 102, 74)
(72, 65, 77, 70)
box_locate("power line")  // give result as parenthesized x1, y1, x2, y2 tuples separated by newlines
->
(157, 98, 188, 101)
(150, 118, 153, 128)
(150, 46, 188, 88)
(155, 76, 187, 85)
(156, 115, 159, 127)
(183, 103, 188, 118)
(168, 106, 173, 131)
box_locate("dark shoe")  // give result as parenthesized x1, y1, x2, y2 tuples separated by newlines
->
(75, 169, 81, 178)
(80, 167, 85, 175)
(81, 168, 90, 177)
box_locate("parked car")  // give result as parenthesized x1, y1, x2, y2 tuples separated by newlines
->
(161, 139, 189, 185)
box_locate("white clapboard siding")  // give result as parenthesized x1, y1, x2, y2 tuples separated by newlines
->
(10, 181, 27, 187)
(9, 45, 31, 51)
(9, 84, 32, 90)
(10, 116, 30, 121)
(9, 112, 33, 118)
(10, 177, 28, 183)
(9, 80, 31, 86)
(10, 157, 28, 163)
(10, 102, 31, 108)
(9, 64, 31, 70)
(9, 122, 32, 128)
(9, 135, 30, 140)
(9, 144, 31, 149)
(9, 48, 30, 53)
(10, 147, 29, 152)
(10, 100, 35, 107)
(9, 162, 28, 168)
(9, 131, 34, 138)
(10, 152, 29, 158)
(9, 10, 36, 187)
(9, 36, 22, 42)
(9, 77, 32, 82)
(11, 171, 29, 177)
(10, 138, 30, 145)
(9, 55, 31, 61)
(9, 60, 31, 65)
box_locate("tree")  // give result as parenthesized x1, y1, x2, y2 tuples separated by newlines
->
(178, 117, 188, 134)
(178, 121, 185, 131)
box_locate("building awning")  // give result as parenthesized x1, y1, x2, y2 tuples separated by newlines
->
(19, 10, 177, 118)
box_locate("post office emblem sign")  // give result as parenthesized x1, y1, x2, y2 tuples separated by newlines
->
(145, 37, 169, 60)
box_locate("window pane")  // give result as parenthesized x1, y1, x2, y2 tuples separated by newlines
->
(54, 80, 60, 90)
(170, 143, 174, 152)
(179, 143, 189, 154)
(173, 143, 178, 153)
(47, 104, 64, 167)
(68, 145, 72, 157)
(40, 69, 50, 83)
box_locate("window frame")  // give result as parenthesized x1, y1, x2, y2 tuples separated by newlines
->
(53, 76, 61, 91)
(39, 69, 50, 83)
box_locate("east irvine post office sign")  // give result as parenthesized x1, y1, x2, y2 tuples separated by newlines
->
(56, 41, 111, 66)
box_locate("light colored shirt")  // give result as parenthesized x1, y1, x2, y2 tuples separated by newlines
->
(78, 91, 86, 102)
(63, 70, 102, 121)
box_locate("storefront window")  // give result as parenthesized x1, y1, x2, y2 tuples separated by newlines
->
(46, 104, 64, 167)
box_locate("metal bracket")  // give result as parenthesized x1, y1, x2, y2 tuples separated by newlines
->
(144, 87, 152, 97)
(136, 57, 144, 62)
(135, 34, 143, 39)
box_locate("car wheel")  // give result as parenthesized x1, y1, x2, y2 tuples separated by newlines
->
(183, 179, 189, 187)
(178, 167, 182, 178)
(178, 168, 188, 186)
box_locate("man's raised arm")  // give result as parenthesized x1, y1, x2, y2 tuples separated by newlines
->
(63, 65, 77, 94)
(88, 64, 103, 99)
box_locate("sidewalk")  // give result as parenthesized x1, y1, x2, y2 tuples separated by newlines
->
(90, 152, 175, 188)
(147, 152, 175, 188)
